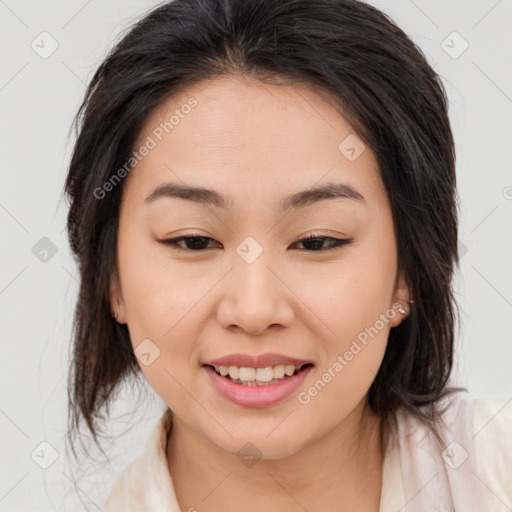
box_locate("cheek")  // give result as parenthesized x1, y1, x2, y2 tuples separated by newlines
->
(117, 227, 215, 388)
(120, 258, 201, 406)
(293, 242, 397, 342)
(292, 235, 396, 397)
(298, 285, 392, 422)
(307, 282, 391, 394)
(118, 226, 203, 334)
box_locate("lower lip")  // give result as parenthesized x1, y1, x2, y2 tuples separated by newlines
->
(203, 364, 314, 408)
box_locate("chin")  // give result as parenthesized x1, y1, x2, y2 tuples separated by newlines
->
(206, 424, 309, 462)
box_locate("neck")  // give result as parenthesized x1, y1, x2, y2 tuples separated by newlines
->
(167, 399, 383, 512)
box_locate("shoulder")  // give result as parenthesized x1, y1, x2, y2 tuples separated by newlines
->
(441, 391, 512, 508)
(103, 408, 178, 511)
(391, 390, 511, 511)
(472, 395, 512, 508)
(103, 453, 146, 511)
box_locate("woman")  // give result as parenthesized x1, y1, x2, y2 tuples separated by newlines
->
(63, 0, 511, 510)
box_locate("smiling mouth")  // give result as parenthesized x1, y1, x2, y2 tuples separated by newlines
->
(205, 363, 314, 386)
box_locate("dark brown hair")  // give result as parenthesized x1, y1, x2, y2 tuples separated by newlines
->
(63, 0, 465, 459)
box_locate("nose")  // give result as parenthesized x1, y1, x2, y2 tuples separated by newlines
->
(216, 254, 295, 336)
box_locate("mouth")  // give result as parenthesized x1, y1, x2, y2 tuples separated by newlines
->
(203, 362, 315, 386)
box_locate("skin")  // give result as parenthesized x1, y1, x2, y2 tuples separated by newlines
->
(110, 74, 410, 511)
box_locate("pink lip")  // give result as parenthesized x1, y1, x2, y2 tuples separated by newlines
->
(203, 352, 313, 368)
(203, 364, 314, 408)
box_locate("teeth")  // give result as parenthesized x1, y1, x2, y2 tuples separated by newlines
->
(228, 366, 239, 380)
(256, 367, 273, 382)
(238, 367, 255, 381)
(214, 364, 305, 383)
(284, 365, 296, 377)
(273, 365, 285, 379)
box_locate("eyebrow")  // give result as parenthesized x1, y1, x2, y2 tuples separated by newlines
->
(144, 181, 366, 212)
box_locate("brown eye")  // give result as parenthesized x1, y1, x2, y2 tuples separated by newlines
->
(159, 235, 353, 252)
(293, 236, 353, 252)
(160, 235, 219, 251)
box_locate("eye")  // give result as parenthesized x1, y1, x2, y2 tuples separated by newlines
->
(160, 235, 220, 251)
(159, 234, 353, 252)
(292, 235, 353, 252)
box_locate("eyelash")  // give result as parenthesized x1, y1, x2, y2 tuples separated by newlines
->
(159, 234, 353, 252)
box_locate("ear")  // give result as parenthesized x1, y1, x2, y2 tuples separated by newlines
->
(110, 273, 126, 324)
(389, 270, 411, 328)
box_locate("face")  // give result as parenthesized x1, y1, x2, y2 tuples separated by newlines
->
(111, 75, 410, 459)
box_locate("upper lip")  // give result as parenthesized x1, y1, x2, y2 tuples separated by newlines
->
(203, 353, 314, 369)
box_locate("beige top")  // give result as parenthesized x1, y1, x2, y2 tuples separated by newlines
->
(103, 391, 512, 511)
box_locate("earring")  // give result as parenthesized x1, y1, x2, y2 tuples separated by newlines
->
(111, 310, 118, 320)
(398, 300, 414, 316)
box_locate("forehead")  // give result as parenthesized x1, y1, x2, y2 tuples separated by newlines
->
(123, 75, 385, 212)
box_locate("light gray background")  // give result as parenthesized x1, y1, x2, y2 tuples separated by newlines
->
(0, 0, 511, 510)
